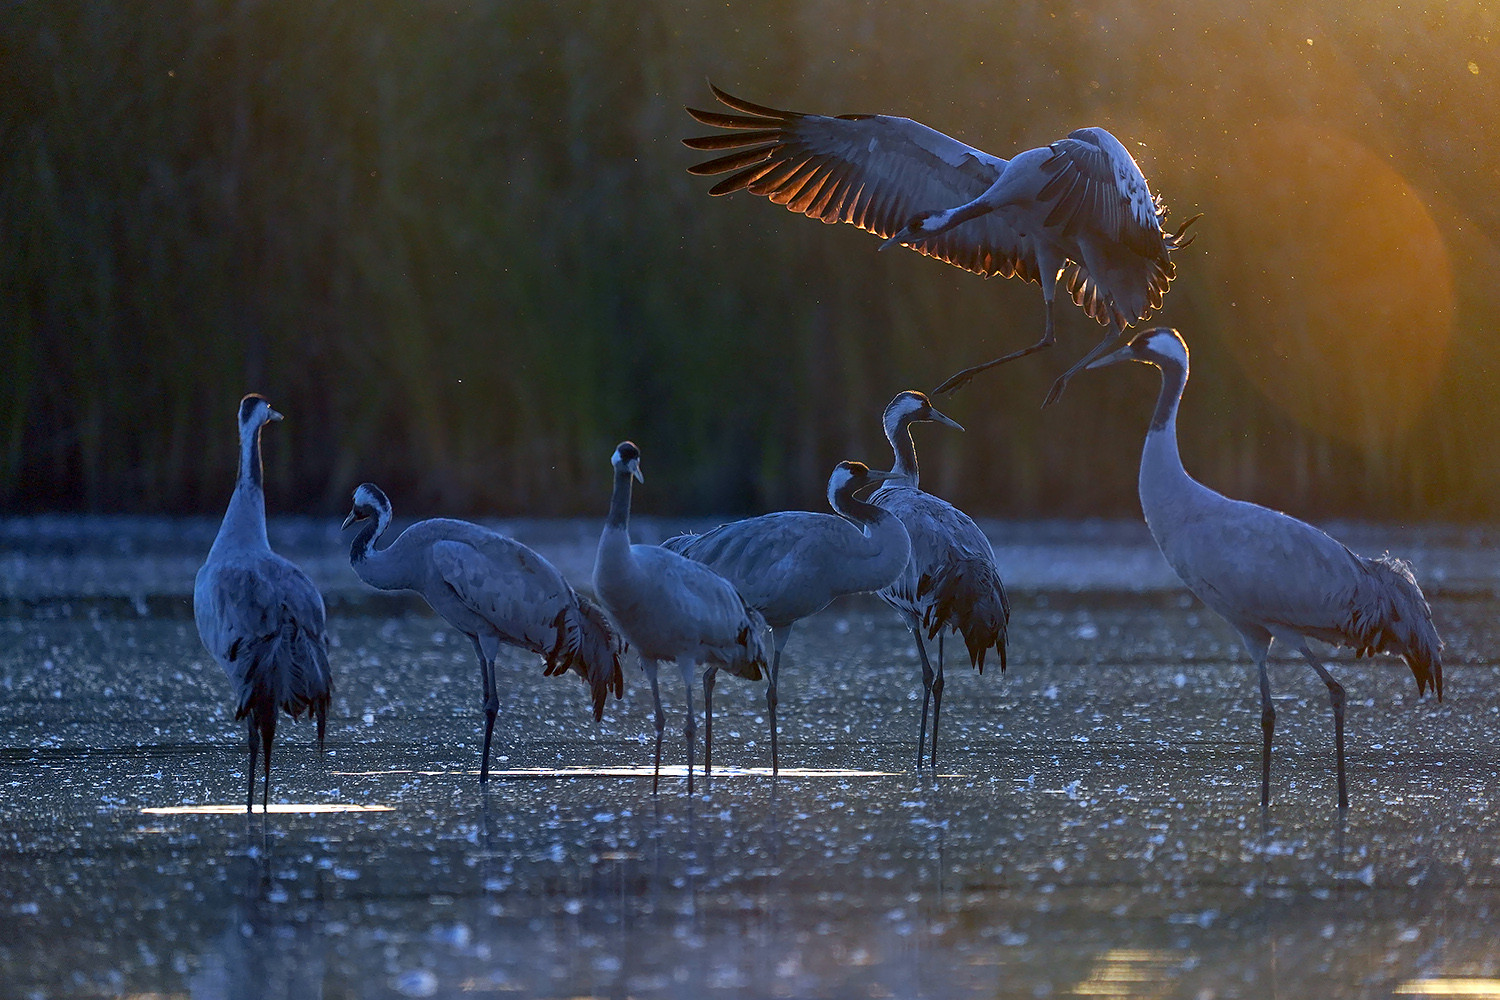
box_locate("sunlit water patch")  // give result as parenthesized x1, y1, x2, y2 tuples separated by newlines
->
(332, 765, 902, 779)
(140, 803, 395, 815)
(1394, 981, 1500, 998)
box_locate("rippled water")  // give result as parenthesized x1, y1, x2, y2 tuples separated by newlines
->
(2, 518, 1499, 998)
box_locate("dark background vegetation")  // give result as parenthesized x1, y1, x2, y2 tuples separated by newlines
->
(1, 2, 1495, 520)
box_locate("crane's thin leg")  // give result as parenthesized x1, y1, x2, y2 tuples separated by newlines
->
(932, 297, 1057, 397)
(472, 638, 499, 784)
(1258, 654, 1275, 816)
(646, 661, 665, 795)
(931, 632, 947, 770)
(703, 664, 719, 780)
(1296, 642, 1348, 814)
(679, 659, 698, 795)
(911, 616, 936, 769)
(767, 626, 792, 776)
(246, 716, 258, 814)
(1043, 321, 1123, 408)
(934, 260, 1063, 396)
(260, 713, 275, 813)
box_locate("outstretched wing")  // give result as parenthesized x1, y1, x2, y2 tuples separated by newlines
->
(684, 85, 1039, 281)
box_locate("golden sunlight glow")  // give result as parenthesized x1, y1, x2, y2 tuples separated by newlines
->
(141, 804, 395, 815)
(1197, 120, 1454, 450)
(1070, 948, 1182, 999)
(1394, 980, 1500, 998)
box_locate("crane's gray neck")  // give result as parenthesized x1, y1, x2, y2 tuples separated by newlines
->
(833, 490, 890, 533)
(348, 508, 391, 565)
(241, 420, 265, 490)
(1150, 356, 1187, 434)
(1140, 356, 1193, 508)
(606, 469, 634, 532)
(213, 423, 270, 553)
(348, 506, 412, 590)
(886, 417, 920, 486)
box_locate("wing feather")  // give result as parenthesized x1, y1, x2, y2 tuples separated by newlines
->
(684, 86, 1040, 279)
(429, 536, 568, 655)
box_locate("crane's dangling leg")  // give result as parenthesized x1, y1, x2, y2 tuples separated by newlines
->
(646, 661, 665, 795)
(246, 716, 258, 814)
(259, 711, 276, 813)
(703, 664, 719, 780)
(767, 626, 793, 776)
(932, 298, 1057, 396)
(933, 260, 1065, 396)
(911, 615, 936, 769)
(472, 638, 499, 784)
(1258, 656, 1275, 815)
(679, 658, 698, 795)
(1043, 320, 1125, 408)
(931, 633, 947, 769)
(1297, 642, 1348, 814)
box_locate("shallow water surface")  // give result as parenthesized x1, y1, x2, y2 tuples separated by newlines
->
(2, 519, 1499, 998)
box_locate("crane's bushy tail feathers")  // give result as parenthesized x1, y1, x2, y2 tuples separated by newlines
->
(1347, 554, 1443, 701)
(232, 620, 333, 749)
(722, 604, 770, 682)
(546, 596, 628, 723)
(918, 558, 1011, 673)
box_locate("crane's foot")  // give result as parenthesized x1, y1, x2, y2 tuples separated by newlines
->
(1041, 373, 1071, 408)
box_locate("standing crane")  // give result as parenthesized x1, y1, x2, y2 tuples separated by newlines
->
(341, 483, 626, 783)
(683, 84, 1197, 404)
(592, 442, 769, 794)
(1086, 328, 1442, 813)
(870, 391, 1010, 768)
(194, 394, 332, 812)
(662, 460, 910, 775)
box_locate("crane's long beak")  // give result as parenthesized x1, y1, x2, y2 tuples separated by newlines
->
(340, 510, 359, 530)
(267, 408, 284, 422)
(631, 464, 645, 484)
(929, 406, 964, 432)
(1085, 346, 1135, 370)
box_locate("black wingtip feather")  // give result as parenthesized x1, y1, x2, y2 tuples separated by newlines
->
(683, 129, 783, 151)
(687, 143, 778, 176)
(708, 164, 777, 196)
(708, 83, 801, 119)
(685, 107, 783, 130)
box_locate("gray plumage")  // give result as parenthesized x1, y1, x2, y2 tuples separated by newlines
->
(870, 391, 1011, 769)
(1088, 328, 1442, 814)
(592, 442, 769, 795)
(683, 85, 1197, 403)
(662, 460, 911, 774)
(341, 483, 625, 783)
(194, 394, 332, 813)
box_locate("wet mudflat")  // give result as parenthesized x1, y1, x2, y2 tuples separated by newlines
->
(3, 518, 1500, 999)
